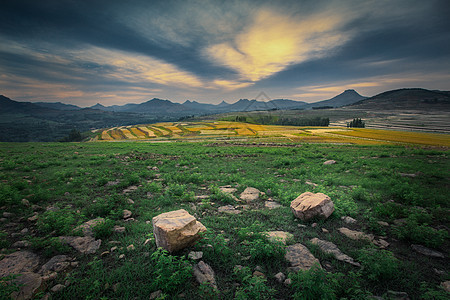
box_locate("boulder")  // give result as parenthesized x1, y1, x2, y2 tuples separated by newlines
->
(239, 187, 261, 202)
(338, 227, 374, 242)
(440, 281, 450, 293)
(188, 251, 203, 260)
(193, 261, 217, 289)
(274, 272, 286, 283)
(10, 272, 43, 300)
(265, 231, 293, 245)
(411, 244, 444, 258)
(219, 186, 237, 194)
(285, 243, 321, 272)
(39, 255, 71, 275)
(0, 251, 39, 277)
(341, 216, 357, 224)
(59, 236, 101, 254)
(152, 209, 206, 253)
(290, 192, 334, 221)
(310, 238, 360, 267)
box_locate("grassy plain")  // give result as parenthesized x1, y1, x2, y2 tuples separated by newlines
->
(0, 139, 449, 299)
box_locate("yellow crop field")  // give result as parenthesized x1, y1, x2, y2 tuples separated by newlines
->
(93, 121, 450, 146)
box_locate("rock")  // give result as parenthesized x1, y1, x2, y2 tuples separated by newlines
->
(12, 240, 31, 248)
(122, 186, 138, 193)
(50, 284, 66, 293)
(374, 239, 390, 249)
(323, 160, 336, 165)
(310, 238, 360, 267)
(264, 201, 282, 209)
(386, 290, 410, 300)
(74, 218, 105, 237)
(411, 244, 444, 258)
(127, 198, 135, 204)
(113, 226, 126, 233)
(119, 254, 125, 259)
(341, 216, 357, 224)
(219, 186, 237, 194)
(59, 236, 101, 254)
(193, 261, 217, 289)
(21, 199, 30, 206)
(0, 251, 40, 277)
(290, 192, 334, 221)
(285, 243, 321, 272)
(188, 251, 203, 260)
(252, 271, 265, 278)
(274, 272, 286, 283)
(152, 209, 206, 253)
(218, 205, 241, 214)
(393, 219, 407, 226)
(28, 214, 39, 222)
(127, 244, 135, 251)
(399, 172, 418, 178)
(239, 187, 261, 202)
(101, 251, 110, 256)
(41, 272, 58, 281)
(10, 272, 43, 300)
(322, 228, 329, 233)
(39, 255, 71, 275)
(123, 210, 132, 219)
(284, 278, 292, 286)
(111, 246, 118, 252)
(265, 231, 293, 245)
(150, 290, 163, 299)
(338, 227, 374, 242)
(377, 221, 390, 227)
(440, 281, 450, 293)
(105, 180, 120, 186)
(305, 181, 318, 187)
(3, 212, 14, 218)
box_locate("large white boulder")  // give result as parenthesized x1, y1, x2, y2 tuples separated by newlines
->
(290, 192, 334, 221)
(152, 209, 206, 253)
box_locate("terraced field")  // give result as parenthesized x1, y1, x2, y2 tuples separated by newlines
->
(93, 121, 450, 147)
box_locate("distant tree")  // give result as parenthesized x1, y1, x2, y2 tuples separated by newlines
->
(59, 129, 83, 142)
(347, 118, 365, 128)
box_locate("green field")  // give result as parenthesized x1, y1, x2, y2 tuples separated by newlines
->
(1, 141, 449, 299)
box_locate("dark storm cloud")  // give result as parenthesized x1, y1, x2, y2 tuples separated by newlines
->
(0, 0, 449, 105)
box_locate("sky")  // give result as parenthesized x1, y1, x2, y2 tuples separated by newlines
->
(0, 0, 449, 107)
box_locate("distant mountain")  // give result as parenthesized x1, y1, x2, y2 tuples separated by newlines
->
(34, 102, 81, 110)
(307, 89, 366, 108)
(270, 99, 308, 109)
(347, 88, 450, 110)
(182, 100, 217, 111)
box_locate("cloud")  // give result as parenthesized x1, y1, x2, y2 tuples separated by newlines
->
(204, 8, 349, 82)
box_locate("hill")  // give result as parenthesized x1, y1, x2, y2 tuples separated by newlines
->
(347, 88, 450, 110)
(307, 89, 366, 109)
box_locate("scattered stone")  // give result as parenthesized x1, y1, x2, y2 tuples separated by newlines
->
(377, 221, 390, 227)
(218, 205, 241, 214)
(3, 212, 14, 218)
(297, 224, 307, 228)
(284, 278, 292, 286)
(122, 186, 138, 193)
(12, 240, 31, 248)
(101, 251, 110, 256)
(64, 192, 70, 197)
(305, 181, 318, 187)
(264, 201, 282, 209)
(10, 272, 43, 300)
(111, 246, 118, 252)
(265, 231, 293, 245)
(51, 284, 66, 293)
(193, 261, 217, 289)
(310, 238, 360, 267)
(338, 227, 374, 242)
(411, 244, 444, 258)
(41, 272, 58, 281)
(311, 223, 317, 228)
(105, 180, 120, 186)
(393, 219, 407, 226)
(127, 198, 135, 204)
(28, 214, 39, 222)
(123, 210, 132, 219)
(386, 290, 410, 300)
(323, 160, 336, 165)
(119, 254, 125, 259)
(285, 243, 321, 272)
(21, 199, 31, 206)
(434, 268, 445, 276)
(113, 226, 126, 233)
(143, 239, 152, 246)
(0, 251, 40, 277)
(150, 290, 163, 299)
(290, 192, 334, 221)
(322, 228, 329, 233)
(152, 209, 206, 253)
(70, 262, 78, 267)
(274, 272, 286, 283)
(341, 216, 357, 224)
(195, 195, 209, 200)
(440, 281, 450, 293)
(59, 236, 101, 254)
(20, 228, 29, 234)
(39, 255, 71, 275)
(252, 271, 265, 278)
(0, 217, 6, 222)
(127, 244, 135, 251)
(124, 217, 135, 222)
(188, 251, 203, 260)
(374, 239, 390, 249)
(399, 172, 418, 178)
(239, 187, 261, 202)
(74, 218, 105, 237)
(219, 186, 237, 194)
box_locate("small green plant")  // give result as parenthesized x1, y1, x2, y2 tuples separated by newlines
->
(289, 265, 341, 300)
(420, 282, 450, 300)
(357, 248, 399, 282)
(37, 208, 78, 235)
(150, 248, 192, 293)
(0, 274, 20, 299)
(92, 218, 114, 239)
(234, 266, 275, 300)
(209, 185, 235, 204)
(29, 237, 71, 257)
(393, 218, 447, 248)
(0, 230, 10, 248)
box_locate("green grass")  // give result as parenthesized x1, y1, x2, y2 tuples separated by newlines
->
(0, 141, 448, 299)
